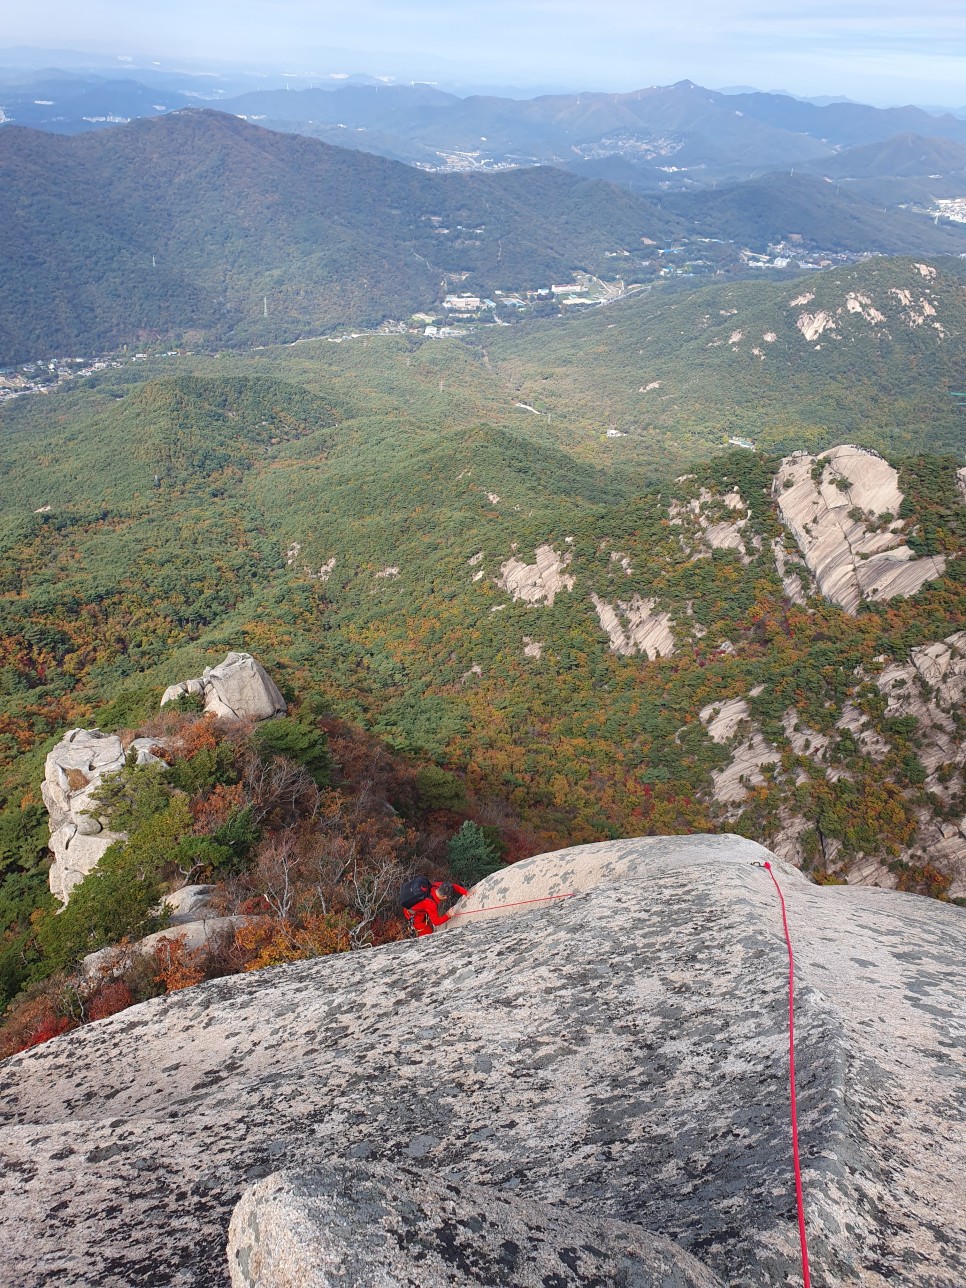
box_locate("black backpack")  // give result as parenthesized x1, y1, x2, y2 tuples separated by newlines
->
(399, 876, 432, 910)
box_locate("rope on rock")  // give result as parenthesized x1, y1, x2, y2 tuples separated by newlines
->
(762, 861, 812, 1288)
(449, 892, 578, 918)
(451, 864, 812, 1286)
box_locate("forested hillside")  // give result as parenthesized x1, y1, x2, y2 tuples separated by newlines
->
(3, 108, 965, 366)
(0, 109, 683, 363)
(480, 256, 966, 465)
(1, 294, 963, 1021)
(655, 173, 966, 255)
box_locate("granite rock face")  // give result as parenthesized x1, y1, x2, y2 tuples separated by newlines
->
(0, 834, 963, 1288)
(161, 652, 286, 721)
(698, 694, 779, 804)
(697, 633, 966, 895)
(773, 445, 945, 613)
(590, 593, 677, 659)
(42, 728, 166, 903)
(496, 544, 575, 607)
(669, 488, 760, 565)
(228, 1165, 722, 1288)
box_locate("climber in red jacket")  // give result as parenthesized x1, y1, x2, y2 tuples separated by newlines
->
(400, 877, 468, 937)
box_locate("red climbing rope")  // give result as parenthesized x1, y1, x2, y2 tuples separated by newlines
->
(448, 892, 578, 918)
(763, 861, 812, 1288)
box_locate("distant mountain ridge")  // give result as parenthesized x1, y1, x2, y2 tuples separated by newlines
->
(656, 171, 965, 254)
(0, 109, 685, 362)
(806, 132, 966, 179)
(7, 73, 966, 180)
(3, 108, 963, 365)
(190, 78, 966, 188)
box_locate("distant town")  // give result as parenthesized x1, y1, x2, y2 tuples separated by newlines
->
(0, 350, 182, 404)
(0, 236, 910, 391)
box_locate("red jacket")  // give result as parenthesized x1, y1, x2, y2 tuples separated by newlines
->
(404, 882, 468, 937)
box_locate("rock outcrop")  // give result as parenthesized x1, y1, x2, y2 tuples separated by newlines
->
(42, 729, 165, 903)
(699, 693, 779, 803)
(774, 446, 946, 613)
(81, 885, 254, 979)
(161, 652, 286, 721)
(669, 487, 760, 564)
(591, 593, 676, 658)
(700, 633, 966, 894)
(1, 835, 963, 1287)
(875, 631, 966, 883)
(160, 883, 218, 924)
(771, 536, 809, 604)
(496, 544, 575, 606)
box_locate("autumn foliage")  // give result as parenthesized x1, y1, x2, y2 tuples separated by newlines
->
(0, 704, 538, 1057)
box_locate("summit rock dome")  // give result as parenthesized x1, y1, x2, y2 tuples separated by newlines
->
(0, 834, 962, 1286)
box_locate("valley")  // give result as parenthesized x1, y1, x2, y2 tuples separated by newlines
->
(0, 96, 963, 1071)
(0, 33, 965, 1285)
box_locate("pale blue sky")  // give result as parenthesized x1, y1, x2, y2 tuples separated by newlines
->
(5, 1, 966, 106)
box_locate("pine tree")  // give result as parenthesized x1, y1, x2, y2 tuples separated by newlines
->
(447, 821, 502, 888)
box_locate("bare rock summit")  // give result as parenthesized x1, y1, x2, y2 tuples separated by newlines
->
(0, 834, 963, 1287)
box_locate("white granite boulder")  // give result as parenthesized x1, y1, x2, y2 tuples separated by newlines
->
(81, 906, 256, 979)
(161, 652, 286, 721)
(158, 884, 217, 924)
(42, 729, 165, 904)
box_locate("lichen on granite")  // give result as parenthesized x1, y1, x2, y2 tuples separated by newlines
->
(0, 835, 962, 1287)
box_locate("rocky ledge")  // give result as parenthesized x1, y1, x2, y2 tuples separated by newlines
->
(0, 835, 963, 1287)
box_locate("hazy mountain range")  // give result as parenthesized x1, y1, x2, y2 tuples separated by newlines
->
(4, 69, 966, 186)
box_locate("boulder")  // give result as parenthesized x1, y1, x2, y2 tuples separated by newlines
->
(159, 884, 217, 924)
(42, 729, 165, 903)
(0, 834, 963, 1287)
(136, 916, 253, 957)
(81, 907, 254, 977)
(228, 1165, 722, 1288)
(161, 652, 286, 721)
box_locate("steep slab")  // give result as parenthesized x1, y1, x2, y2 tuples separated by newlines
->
(496, 544, 575, 606)
(0, 835, 962, 1287)
(774, 446, 945, 613)
(591, 593, 676, 658)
